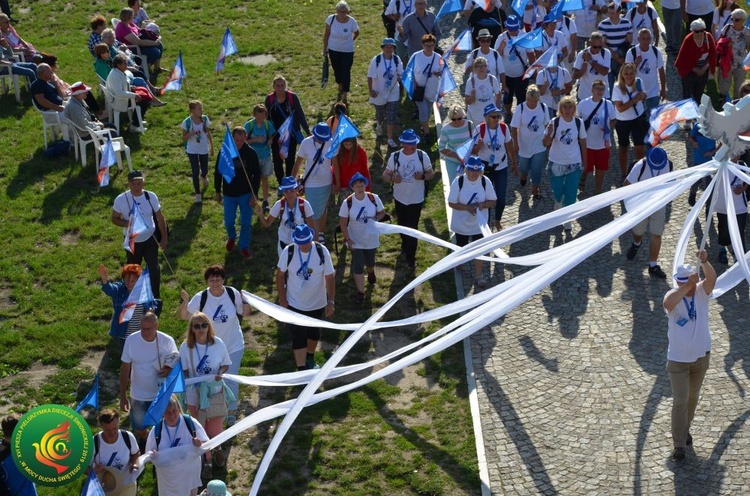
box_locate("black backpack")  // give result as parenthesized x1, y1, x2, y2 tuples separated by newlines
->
(199, 286, 243, 323)
(551, 116, 582, 141)
(94, 430, 133, 459)
(154, 414, 197, 448)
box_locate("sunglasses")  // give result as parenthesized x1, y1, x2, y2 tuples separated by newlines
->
(451, 117, 465, 121)
(693, 29, 705, 33)
(479, 39, 491, 43)
(590, 45, 602, 50)
(192, 322, 209, 330)
(487, 114, 501, 119)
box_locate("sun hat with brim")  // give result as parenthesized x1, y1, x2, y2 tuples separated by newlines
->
(399, 128, 420, 145)
(543, 13, 557, 24)
(204, 480, 232, 496)
(279, 176, 299, 191)
(348, 172, 369, 188)
(505, 15, 521, 30)
(478, 28, 492, 38)
(646, 147, 668, 170)
(483, 103, 502, 117)
(674, 264, 696, 283)
(127, 170, 144, 181)
(70, 81, 91, 96)
(98, 466, 137, 496)
(312, 123, 332, 142)
(465, 156, 485, 171)
(381, 37, 397, 48)
(293, 224, 314, 245)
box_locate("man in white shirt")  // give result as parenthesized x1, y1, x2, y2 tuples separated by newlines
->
(624, 28, 666, 113)
(572, 0, 607, 50)
(662, 0, 683, 54)
(625, 2, 661, 46)
(276, 225, 335, 370)
(572, 32, 611, 101)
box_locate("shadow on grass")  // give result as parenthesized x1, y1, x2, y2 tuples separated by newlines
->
(161, 202, 204, 274)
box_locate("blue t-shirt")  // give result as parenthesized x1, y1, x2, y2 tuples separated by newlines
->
(244, 118, 276, 160)
(1, 446, 38, 496)
(30, 79, 62, 110)
(690, 123, 716, 165)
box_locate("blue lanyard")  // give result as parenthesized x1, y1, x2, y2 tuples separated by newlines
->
(383, 56, 393, 78)
(402, 0, 413, 15)
(164, 420, 180, 448)
(547, 69, 559, 90)
(296, 246, 313, 281)
(488, 125, 499, 150)
(682, 296, 696, 321)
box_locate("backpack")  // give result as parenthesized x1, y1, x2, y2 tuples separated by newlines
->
(470, 48, 500, 76)
(551, 116, 582, 141)
(627, 158, 674, 182)
(345, 192, 377, 210)
(280, 197, 307, 220)
(245, 118, 271, 142)
(199, 286, 243, 322)
(182, 115, 209, 150)
(285, 242, 326, 283)
(375, 53, 402, 70)
(393, 149, 426, 174)
(94, 430, 133, 460)
(516, 102, 548, 119)
(154, 415, 197, 449)
(478, 121, 508, 140)
(627, 45, 658, 66)
(628, 6, 655, 25)
(457, 175, 490, 192)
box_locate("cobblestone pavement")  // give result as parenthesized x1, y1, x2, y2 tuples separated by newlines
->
(437, 12, 750, 496)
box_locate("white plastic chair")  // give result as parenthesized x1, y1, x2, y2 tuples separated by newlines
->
(33, 106, 64, 148)
(60, 116, 97, 167)
(97, 75, 113, 122)
(0, 68, 21, 103)
(102, 85, 146, 135)
(89, 128, 132, 172)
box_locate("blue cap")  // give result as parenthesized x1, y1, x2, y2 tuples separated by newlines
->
(483, 103, 502, 117)
(292, 225, 314, 245)
(399, 128, 420, 145)
(543, 13, 557, 24)
(279, 176, 299, 191)
(505, 15, 521, 31)
(348, 172, 370, 188)
(647, 147, 668, 169)
(381, 37, 397, 48)
(465, 156, 485, 171)
(312, 122, 332, 142)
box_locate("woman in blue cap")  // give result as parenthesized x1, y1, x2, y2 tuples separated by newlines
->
(256, 176, 316, 257)
(448, 156, 497, 288)
(339, 172, 387, 302)
(293, 122, 334, 243)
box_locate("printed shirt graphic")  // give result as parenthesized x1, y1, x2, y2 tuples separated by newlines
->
(186, 289, 244, 355)
(93, 431, 138, 471)
(278, 243, 335, 311)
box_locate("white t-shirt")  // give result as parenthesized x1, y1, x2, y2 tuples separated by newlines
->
(711, 172, 748, 214)
(624, 45, 664, 99)
(523, 4, 547, 26)
(278, 243, 335, 311)
(181, 116, 211, 155)
(179, 337, 232, 405)
(536, 67, 572, 109)
(662, 0, 680, 9)
(145, 415, 209, 496)
(296, 136, 333, 188)
(367, 53, 404, 105)
(186, 287, 245, 355)
(93, 431, 138, 471)
(270, 197, 314, 246)
(325, 15, 358, 52)
(572, 0, 606, 37)
(626, 157, 671, 184)
(338, 193, 385, 249)
(539, 29, 568, 60)
(546, 117, 586, 164)
(121, 331, 178, 401)
(113, 191, 160, 243)
(626, 6, 659, 40)
(464, 48, 505, 80)
(494, 31, 533, 78)
(385, 0, 414, 27)
(611, 82, 645, 121)
(686, 0, 713, 16)
(577, 97, 615, 150)
(465, 73, 501, 124)
(713, 8, 733, 39)
(448, 175, 498, 235)
(384, 149, 433, 205)
(409, 50, 442, 102)
(573, 48, 611, 101)
(510, 101, 551, 157)
(666, 285, 712, 362)
(556, 16, 577, 54)
(476, 122, 513, 169)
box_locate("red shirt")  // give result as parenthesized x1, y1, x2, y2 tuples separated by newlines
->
(674, 32, 716, 78)
(335, 145, 371, 190)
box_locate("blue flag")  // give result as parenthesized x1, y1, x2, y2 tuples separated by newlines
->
(509, 27, 544, 49)
(75, 375, 99, 413)
(325, 113, 360, 159)
(445, 28, 473, 54)
(436, 66, 457, 107)
(454, 134, 480, 173)
(215, 27, 238, 73)
(218, 124, 238, 184)
(162, 50, 186, 93)
(402, 55, 416, 101)
(437, 0, 464, 19)
(123, 200, 150, 254)
(142, 365, 186, 427)
(81, 469, 106, 496)
(511, 0, 530, 16)
(276, 114, 294, 159)
(523, 44, 558, 79)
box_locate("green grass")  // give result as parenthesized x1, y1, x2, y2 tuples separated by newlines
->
(0, 0, 477, 494)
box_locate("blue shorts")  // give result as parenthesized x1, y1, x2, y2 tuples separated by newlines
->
(129, 399, 151, 431)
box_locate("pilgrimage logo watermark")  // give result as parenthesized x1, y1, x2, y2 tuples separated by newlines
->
(11, 404, 93, 486)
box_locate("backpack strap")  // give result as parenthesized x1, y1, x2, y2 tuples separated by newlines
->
(315, 242, 325, 265)
(182, 414, 196, 438)
(199, 289, 208, 312)
(458, 175, 464, 191)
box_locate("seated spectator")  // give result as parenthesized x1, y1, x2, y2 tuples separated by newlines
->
(64, 82, 118, 135)
(89, 15, 106, 57)
(38, 52, 102, 115)
(93, 43, 164, 105)
(30, 63, 64, 112)
(0, 35, 36, 84)
(129, 0, 151, 28)
(115, 7, 163, 81)
(106, 53, 149, 130)
(0, 13, 36, 60)
(102, 28, 142, 71)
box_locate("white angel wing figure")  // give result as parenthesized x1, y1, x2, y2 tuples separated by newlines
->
(697, 94, 750, 161)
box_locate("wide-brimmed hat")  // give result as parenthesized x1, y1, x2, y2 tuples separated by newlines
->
(279, 176, 299, 191)
(483, 103, 502, 117)
(381, 37, 396, 48)
(465, 156, 485, 171)
(293, 224, 314, 245)
(674, 264, 696, 283)
(542, 13, 556, 24)
(505, 15, 521, 31)
(312, 123, 332, 142)
(348, 172, 369, 188)
(204, 480, 232, 496)
(477, 28, 492, 38)
(399, 128, 420, 145)
(98, 466, 137, 496)
(70, 81, 91, 95)
(127, 170, 144, 181)
(646, 147, 668, 170)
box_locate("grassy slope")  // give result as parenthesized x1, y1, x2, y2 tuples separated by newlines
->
(0, 0, 477, 494)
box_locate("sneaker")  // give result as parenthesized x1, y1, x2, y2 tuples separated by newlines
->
(212, 447, 226, 468)
(306, 356, 320, 370)
(519, 177, 527, 187)
(649, 264, 667, 279)
(367, 272, 376, 285)
(262, 200, 270, 215)
(226, 414, 237, 428)
(201, 462, 214, 479)
(241, 248, 253, 259)
(686, 432, 693, 446)
(626, 242, 640, 260)
(387, 138, 398, 148)
(376, 122, 384, 136)
(718, 248, 728, 264)
(563, 221, 572, 232)
(672, 447, 686, 461)
(200, 176, 209, 190)
(476, 277, 487, 288)
(194, 193, 202, 204)
(356, 291, 365, 303)
(225, 238, 235, 252)
(688, 192, 696, 207)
